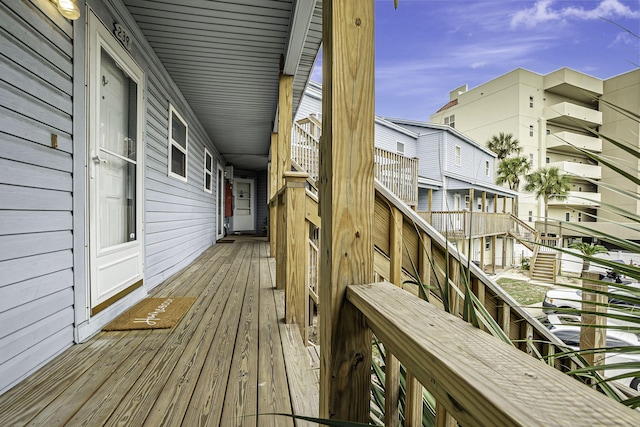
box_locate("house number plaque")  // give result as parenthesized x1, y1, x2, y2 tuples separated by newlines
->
(113, 23, 132, 50)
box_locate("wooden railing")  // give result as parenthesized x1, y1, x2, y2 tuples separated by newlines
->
(347, 281, 640, 426)
(292, 117, 321, 181)
(374, 147, 418, 207)
(509, 214, 539, 250)
(418, 211, 511, 239)
(292, 117, 419, 206)
(272, 175, 638, 424)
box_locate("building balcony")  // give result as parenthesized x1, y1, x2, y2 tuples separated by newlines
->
(543, 68, 603, 104)
(544, 102, 602, 129)
(549, 160, 601, 180)
(548, 191, 601, 207)
(547, 131, 602, 153)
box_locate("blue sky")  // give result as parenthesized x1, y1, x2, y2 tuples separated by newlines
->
(310, 0, 640, 121)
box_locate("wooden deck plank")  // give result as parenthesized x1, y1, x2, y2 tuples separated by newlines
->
(106, 243, 251, 425)
(181, 242, 256, 426)
(140, 244, 244, 426)
(25, 330, 153, 426)
(65, 330, 168, 426)
(220, 243, 261, 426)
(0, 333, 128, 425)
(0, 238, 318, 427)
(257, 242, 294, 427)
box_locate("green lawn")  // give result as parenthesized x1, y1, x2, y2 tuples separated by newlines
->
(496, 278, 548, 306)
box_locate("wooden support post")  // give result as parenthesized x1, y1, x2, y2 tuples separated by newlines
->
(428, 188, 433, 212)
(277, 74, 293, 189)
(435, 401, 457, 427)
(581, 272, 606, 366)
(405, 371, 423, 427)
(491, 235, 497, 274)
(418, 231, 432, 295)
(494, 194, 498, 213)
(390, 206, 403, 286)
(276, 192, 286, 290)
(385, 352, 400, 427)
(319, 0, 375, 421)
(284, 172, 310, 342)
(269, 132, 278, 258)
(500, 304, 511, 338)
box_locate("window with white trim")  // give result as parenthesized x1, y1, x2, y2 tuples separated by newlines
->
(455, 145, 461, 166)
(444, 114, 455, 128)
(464, 195, 470, 210)
(169, 105, 188, 181)
(578, 212, 582, 222)
(485, 160, 490, 176)
(565, 212, 570, 221)
(529, 125, 534, 137)
(528, 210, 533, 222)
(529, 153, 534, 166)
(204, 148, 213, 193)
(396, 141, 405, 155)
(529, 96, 534, 108)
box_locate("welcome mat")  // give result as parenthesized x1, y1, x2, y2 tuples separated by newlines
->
(103, 297, 196, 331)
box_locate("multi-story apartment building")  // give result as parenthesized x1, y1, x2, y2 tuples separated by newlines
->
(430, 68, 640, 243)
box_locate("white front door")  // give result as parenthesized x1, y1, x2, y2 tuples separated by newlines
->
(233, 178, 254, 231)
(88, 13, 145, 313)
(216, 164, 224, 239)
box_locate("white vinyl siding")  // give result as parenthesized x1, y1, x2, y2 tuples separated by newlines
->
(0, 1, 75, 394)
(168, 105, 188, 181)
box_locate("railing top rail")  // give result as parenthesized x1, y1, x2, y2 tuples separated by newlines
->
(347, 281, 640, 427)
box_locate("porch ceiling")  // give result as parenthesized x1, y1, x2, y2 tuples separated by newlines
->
(123, 0, 322, 171)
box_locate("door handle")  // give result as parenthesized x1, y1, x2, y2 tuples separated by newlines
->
(92, 153, 108, 164)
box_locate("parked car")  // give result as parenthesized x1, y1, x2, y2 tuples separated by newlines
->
(543, 282, 640, 329)
(547, 314, 640, 391)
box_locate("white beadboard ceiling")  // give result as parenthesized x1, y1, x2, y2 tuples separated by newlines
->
(123, 0, 322, 170)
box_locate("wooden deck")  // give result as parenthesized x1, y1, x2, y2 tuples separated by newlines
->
(0, 237, 319, 426)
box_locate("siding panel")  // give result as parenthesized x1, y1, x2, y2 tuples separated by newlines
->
(0, 0, 75, 395)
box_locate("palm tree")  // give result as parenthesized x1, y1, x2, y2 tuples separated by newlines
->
(524, 166, 571, 236)
(568, 241, 609, 273)
(496, 156, 530, 191)
(486, 132, 521, 161)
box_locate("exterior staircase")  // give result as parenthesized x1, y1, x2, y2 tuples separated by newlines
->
(530, 251, 557, 283)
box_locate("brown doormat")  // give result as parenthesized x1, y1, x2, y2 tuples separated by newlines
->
(103, 297, 196, 331)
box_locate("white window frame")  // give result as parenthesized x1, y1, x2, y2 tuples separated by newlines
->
(529, 125, 534, 137)
(528, 210, 533, 222)
(464, 195, 470, 210)
(445, 114, 455, 129)
(455, 145, 461, 166)
(485, 160, 490, 176)
(578, 212, 583, 222)
(168, 104, 188, 182)
(204, 148, 213, 193)
(529, 96, 534, 108)
(565, 212, 570, 222)
(396, 141, 405, 155)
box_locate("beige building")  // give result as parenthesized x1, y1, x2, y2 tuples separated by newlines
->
(430, 68, 640, 242)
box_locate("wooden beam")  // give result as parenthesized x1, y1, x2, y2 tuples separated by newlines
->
(319, 0, 375, 421)
(284, 172, 310, 342)
(390, 206, 403, 286)
(580, 272, 606, 366)
(277, 74, 293, 190)
(418, 231, 432, 294)
(385, 352, 400, 427)
(405, 371, 423, 427)
(270, 132, 278, 258)
(428, 188, 433, 212)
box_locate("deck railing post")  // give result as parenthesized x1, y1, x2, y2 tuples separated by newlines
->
(319, 0, 375, 421)
(284, 171, 310, 342)
(269, 132, 278, 258)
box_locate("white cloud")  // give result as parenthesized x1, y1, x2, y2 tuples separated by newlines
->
(510, 0, 640, 28)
